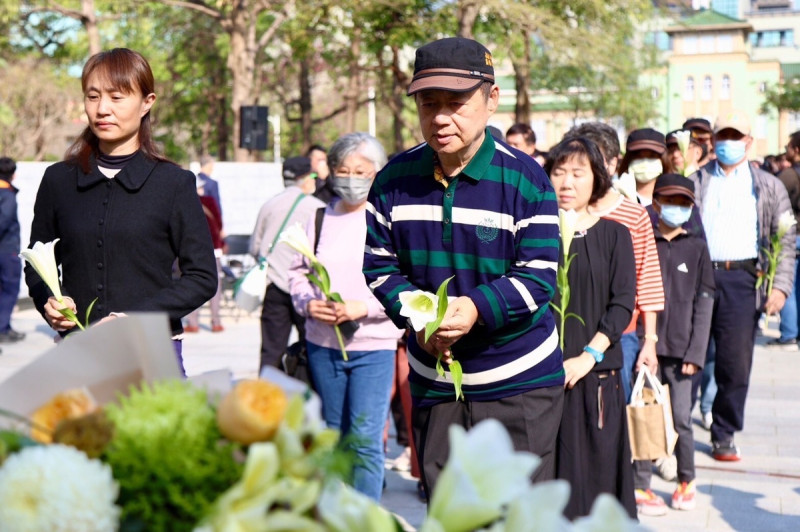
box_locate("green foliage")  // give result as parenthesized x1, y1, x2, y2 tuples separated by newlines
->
(104, 380, 242, 532)
(761, 76, 800, 114)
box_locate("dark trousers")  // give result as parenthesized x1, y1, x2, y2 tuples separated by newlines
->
(411, 385, 564, 498)
(259, 283, 306, 371)
(633, 358, 696, 489)
(709, 269, 759, 444)
(0, 253, 20, 332)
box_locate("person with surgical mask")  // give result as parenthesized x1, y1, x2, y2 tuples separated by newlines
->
(287, 132, 403, 501)
(617, 128, 672, 206)
(688, 111, 795, 463)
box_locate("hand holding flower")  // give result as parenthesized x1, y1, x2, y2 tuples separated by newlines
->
(44, 296, 78, 331)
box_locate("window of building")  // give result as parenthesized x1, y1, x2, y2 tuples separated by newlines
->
(702, 76, 713, 101)
(700, 35, 715, 53)
(721, 75, 731, 100)
(711, 0, 739, 18)
(685, 76, 695, 101)
(651, 86, 660, 100)
(782, 30, 795, 47)
(656, 31, 672, 51)
(717, 35, 733, 52)
(761, 31, 781, 47)
(683, 36, 697, 54)
(759, 81, 768, 93)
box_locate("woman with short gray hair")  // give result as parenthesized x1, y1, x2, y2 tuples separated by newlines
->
(288, 132, 403, 501)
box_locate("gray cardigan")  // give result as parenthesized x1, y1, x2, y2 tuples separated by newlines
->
(689, 161, 796, 309)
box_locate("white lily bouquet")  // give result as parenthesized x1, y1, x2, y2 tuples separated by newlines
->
(672, 129, 694, 177)
(279, 224, 352, 360)
(757, 211, 797, 308)
(20, 239, 94, 331)
(550, 209, 585, 352)
(399, 276, 463, 401)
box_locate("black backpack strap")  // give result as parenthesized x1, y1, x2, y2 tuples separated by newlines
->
(313, 206, 325, 254)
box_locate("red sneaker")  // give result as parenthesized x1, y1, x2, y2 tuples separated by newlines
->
(635, 488, 667, 516)
(211, 324, 224, 333)
(183, 325, 199, 333)
(672, 480, 697, 510)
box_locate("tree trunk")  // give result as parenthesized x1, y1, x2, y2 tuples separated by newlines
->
(390, 45, 410, 153)
(299, 57, 313, 154)
(82, 0, 101, 56)
(343, 31, 361, 134)
(227, 8, 257, 162)
(457, 0, 479, 39)
(512, 35, 532, 124)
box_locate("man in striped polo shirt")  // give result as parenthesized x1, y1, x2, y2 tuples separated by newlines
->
(363, 37, 564, 495)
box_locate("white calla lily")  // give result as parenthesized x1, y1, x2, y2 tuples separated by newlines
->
(425, 419, 540, 532)
(278, 223, 318, 263)
(19, 239, 63, 301)
(778, 210, 797, 237)
(497, 480, 572, 532)
(558, 209, 579, 260)
(612, 172, 637, 201)
(573, 493, 645, 532)
(317, 480, 396, 532)
(398, 290, 439, 331)
(674, 130, 691, 157)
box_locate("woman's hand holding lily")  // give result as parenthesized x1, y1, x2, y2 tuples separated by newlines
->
(279, 224, 352, 360)
(20, 239, 93, 331)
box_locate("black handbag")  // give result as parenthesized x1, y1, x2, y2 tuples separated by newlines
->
(281, 341, 315, 388)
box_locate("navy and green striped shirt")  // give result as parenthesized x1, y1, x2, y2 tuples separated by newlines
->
(363, 131, 564, 406)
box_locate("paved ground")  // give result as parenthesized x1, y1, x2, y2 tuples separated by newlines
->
(2, 301, 800, 531)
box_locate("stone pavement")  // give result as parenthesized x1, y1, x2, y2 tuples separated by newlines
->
(2, 301, 800, 531)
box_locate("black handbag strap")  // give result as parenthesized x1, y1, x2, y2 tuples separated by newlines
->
(313, 206, 325, 253)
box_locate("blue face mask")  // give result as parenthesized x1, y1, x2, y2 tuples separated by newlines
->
(658, 202, 693, 228)
(715, 140, 747, 165)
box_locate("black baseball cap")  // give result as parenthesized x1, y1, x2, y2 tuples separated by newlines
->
(626, 128, 666, 155)
(407, 37, 495, 96)
(653, 173, 695, 202)
(282, 156, 314, 181)
(682, 118, 713, 134)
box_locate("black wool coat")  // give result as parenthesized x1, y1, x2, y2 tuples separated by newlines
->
(25, 152, 218, 336)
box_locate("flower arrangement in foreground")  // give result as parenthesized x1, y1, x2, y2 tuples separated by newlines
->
(0, 376, 642, 532)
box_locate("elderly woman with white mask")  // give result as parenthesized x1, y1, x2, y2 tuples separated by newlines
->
(288, 132, 403, 501)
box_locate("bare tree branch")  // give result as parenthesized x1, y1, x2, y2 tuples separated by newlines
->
(159, 0, 221, 20)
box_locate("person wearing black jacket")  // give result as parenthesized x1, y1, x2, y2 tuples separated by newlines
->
(635, 174, 715, 512)
(24, 49, 217, 373)
(0, 157, 23, 346)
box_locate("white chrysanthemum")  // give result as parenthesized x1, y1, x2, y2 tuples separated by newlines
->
(0, 444, 120, 532)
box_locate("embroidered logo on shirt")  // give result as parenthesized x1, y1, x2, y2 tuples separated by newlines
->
(476, 217, 499, 244)
(677, 263, 688, 273)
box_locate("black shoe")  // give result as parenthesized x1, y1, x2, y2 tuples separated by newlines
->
(711, 440, 741, 462)
(416, 480, 428, 503)
(765, 338, 798, 351)
(0, 329, 25, 343)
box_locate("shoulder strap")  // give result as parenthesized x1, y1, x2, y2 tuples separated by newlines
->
(313, 206, 325, 253)
(267, 193, 305, 257)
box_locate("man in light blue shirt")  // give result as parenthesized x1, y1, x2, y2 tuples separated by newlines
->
(689, 111, 795, 462)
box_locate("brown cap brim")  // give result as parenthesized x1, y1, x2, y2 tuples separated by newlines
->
(407, 68, 493, 95)
(655, 185, 695, 201)
(627, 139, 666, 155)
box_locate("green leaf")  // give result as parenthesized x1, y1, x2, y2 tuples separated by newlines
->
(450, 360, 464, 401)
(329, 292, 345, 304)
(307, 273, 326, 294)
(58, 307, 84, 331)
(435, 354, 445, 377)
(85, 297, 98, 327)
(565, 312, 586, 326)
(424, 276, 455, 343)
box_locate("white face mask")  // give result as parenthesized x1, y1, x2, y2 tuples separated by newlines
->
(629, 158, 663, 184)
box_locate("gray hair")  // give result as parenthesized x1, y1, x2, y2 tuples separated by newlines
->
(327, 132, 387, 174)
(199, 154, 215, 167)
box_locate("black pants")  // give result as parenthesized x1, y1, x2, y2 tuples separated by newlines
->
(411, 385, 564, 498)
(709, 269, 759, 444)
(259, 283, 306, 372)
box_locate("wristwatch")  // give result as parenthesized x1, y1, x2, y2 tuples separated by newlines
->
(583, 345, 605, 363)
(644, 334, 659, 343)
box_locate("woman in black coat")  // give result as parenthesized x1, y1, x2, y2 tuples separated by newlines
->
(24, 48, 217, 373)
